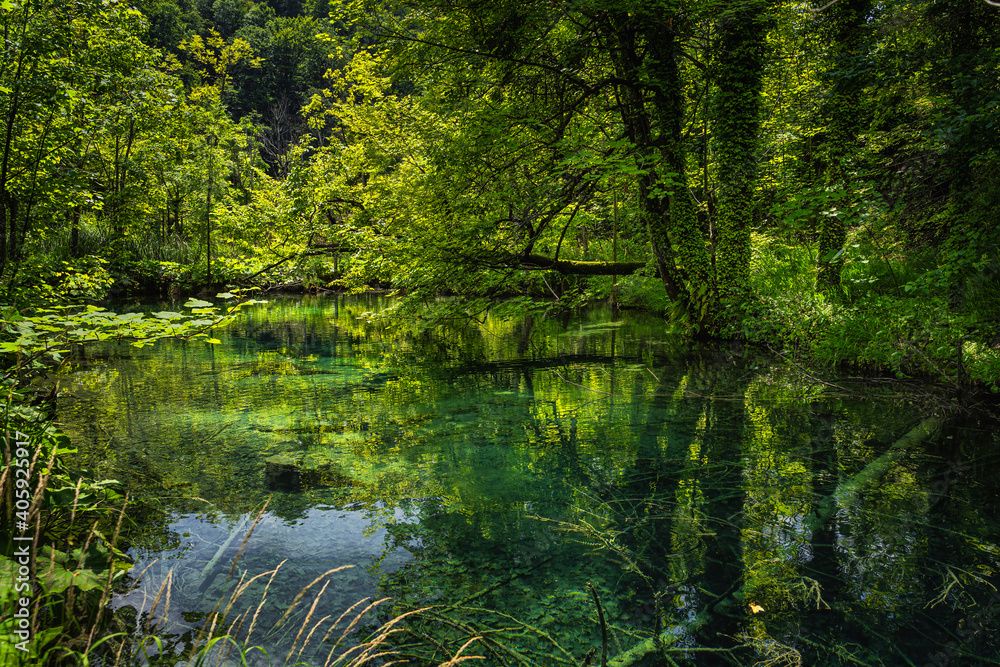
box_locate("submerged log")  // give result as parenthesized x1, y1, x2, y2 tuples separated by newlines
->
(607, 595, 738, 667)
(264, 453, 301, 492)
(804, 416, 944, 535)
(197, 514, 251, 593)
(605, 415, 945, 667)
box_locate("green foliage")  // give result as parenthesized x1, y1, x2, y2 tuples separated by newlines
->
(10, 256, 115, 305)
(729, 232, 1000, 390)
(0, 0, 998, 383)
(0, 294, 266, 390)
(812, 295, 965, 374)
(0, 401, 131, 664)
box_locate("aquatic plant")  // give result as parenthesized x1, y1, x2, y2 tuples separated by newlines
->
(0, 416, 482, 667)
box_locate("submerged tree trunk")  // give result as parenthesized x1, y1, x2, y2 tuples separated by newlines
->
(805, 416, 943, 534)
(607, 414, 944, 667)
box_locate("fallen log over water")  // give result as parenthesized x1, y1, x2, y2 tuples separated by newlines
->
(519, 254, 647, 276)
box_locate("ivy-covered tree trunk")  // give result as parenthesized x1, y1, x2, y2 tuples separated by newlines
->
(713, 0, 769, 307)
(607, 16, 685, 305)
(816, 0, 871, 291)
(649, 27, 717, 327)
(609, 14, 716, 327)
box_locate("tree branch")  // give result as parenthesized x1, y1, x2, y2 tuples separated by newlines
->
(520, 254, 647, 276)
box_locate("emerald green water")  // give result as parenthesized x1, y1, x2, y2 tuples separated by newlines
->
(58, 295, 1000, 666)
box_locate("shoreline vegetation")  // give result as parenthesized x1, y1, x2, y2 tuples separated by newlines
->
(1, 0, 999, 663)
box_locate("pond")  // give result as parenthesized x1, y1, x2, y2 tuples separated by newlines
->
(57, 294, 1000, 666)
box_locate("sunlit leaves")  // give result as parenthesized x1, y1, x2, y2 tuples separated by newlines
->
(184, 299, 215, 308)
(179, 28, 263, 94)
(0, 296, 267, 381)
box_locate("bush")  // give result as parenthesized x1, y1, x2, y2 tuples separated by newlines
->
(9, 256, 115, 306)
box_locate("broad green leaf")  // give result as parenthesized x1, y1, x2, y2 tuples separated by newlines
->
(184, 299, 213, 308)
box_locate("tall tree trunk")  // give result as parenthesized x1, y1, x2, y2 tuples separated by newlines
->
(607, 17, 686, 305)
(713, 0, 769, 307)
(205, 139, 214, 291)
(70, 206, 80, 258)
(648, 24, 716, 327)
(609, 14, 717, 326)
(816, 0, 871, 292)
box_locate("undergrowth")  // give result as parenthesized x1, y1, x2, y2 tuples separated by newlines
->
(726, 232, 1000, 392)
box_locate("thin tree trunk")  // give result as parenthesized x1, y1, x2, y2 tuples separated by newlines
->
(816, 0, 871, 292)
(205, 138, 214, 291)
(70, 206, 80, 257)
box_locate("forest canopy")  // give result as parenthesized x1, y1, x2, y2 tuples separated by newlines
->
(0, 0, 998, 386)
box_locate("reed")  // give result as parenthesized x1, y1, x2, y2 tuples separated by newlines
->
(106, 547, 475, 667)
(2, 407, 481, 667)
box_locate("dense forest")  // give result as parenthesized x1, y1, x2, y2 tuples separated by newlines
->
(0, 0, 997, 383)
(2, 0, 1000, 664)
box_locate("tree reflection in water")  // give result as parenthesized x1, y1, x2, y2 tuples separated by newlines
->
(59, 295, 1000, 665)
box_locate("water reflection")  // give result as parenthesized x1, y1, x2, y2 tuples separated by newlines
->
(57, 295, 1000, 665)
(115, 507, 411, 653)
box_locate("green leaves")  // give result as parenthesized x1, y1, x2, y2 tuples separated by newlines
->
(0, 296, 267, 378)
(184, 298, 214, 308)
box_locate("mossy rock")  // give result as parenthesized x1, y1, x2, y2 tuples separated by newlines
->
(264, 454, 301, 492)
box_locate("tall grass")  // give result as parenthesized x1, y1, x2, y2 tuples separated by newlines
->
(1, 409, 482, 667)
(32, 218, 199, 267)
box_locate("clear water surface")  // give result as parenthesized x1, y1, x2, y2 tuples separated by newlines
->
(57, 295, 1000, 666)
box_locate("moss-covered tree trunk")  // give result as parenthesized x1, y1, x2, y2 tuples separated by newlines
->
(713, 0, 769, 308)
(608, 6, 773, 331)
(651, 28, 717, 327)
(816, 0, 871, 292)
(609, 14, 716, 328)
(607, 17, 686, 306)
